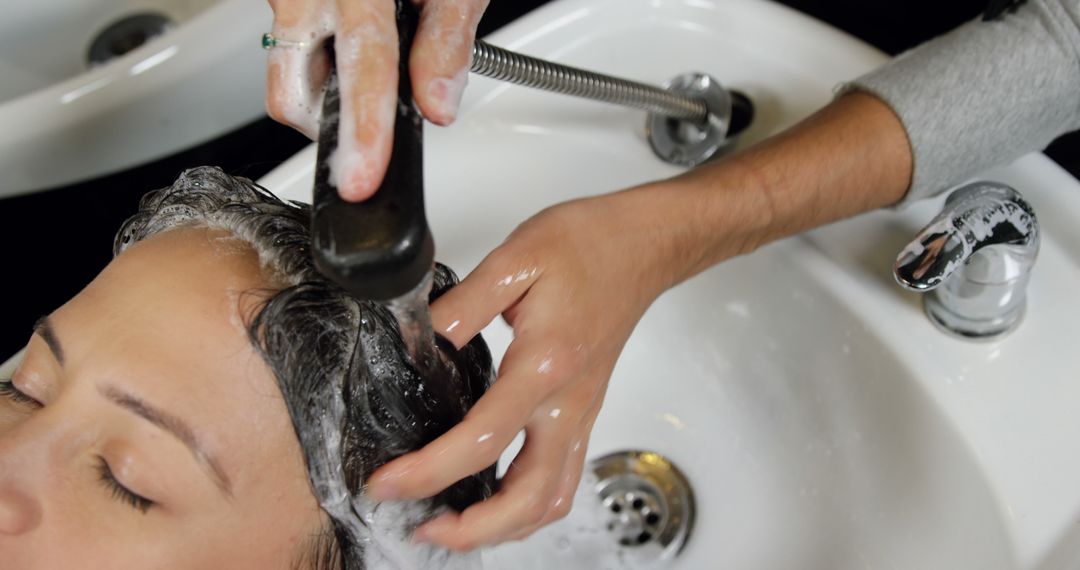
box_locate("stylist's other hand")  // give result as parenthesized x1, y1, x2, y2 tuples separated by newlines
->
(265, 0, 488, 201)
(367, 183, 697, 549)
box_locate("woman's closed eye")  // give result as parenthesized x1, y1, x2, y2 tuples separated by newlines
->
(1, 379, 155, 513)
(0, 379, 42, 410)
(96, 456, 155, 514)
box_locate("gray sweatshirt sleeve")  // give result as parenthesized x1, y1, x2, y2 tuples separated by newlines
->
(845, 0, 1080, 204)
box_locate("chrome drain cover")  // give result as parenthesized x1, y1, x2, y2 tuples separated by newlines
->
(483, 449, 695, 569)
(591, 450, 695, 562)
(87, 12, 174, 67)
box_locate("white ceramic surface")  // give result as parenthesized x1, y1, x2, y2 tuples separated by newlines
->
(0, 0, 272, 197)
(261, 0, 1080, 568)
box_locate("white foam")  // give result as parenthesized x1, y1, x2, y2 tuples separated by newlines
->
(328, 23, 398, 196)
(426, 67, 469, 124)
(268, 12, 336, 139)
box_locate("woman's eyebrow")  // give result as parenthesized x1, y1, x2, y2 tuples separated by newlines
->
(99, 384, 234, 498)
(33, 316, 64, 365)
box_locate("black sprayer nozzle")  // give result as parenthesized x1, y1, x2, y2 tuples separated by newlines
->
(311, 1, 432, 301)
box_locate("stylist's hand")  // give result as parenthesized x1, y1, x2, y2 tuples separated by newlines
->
(370, 89, 915, 549)
(265, 0, 488, 201)
(367, 182, 697, 549)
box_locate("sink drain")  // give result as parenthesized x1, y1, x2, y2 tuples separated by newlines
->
(483, 449, 695, 569)
(87, 12, 174, 67)
(590, 450, 695, 564)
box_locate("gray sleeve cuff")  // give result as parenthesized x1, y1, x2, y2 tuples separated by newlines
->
(842, 0, 1080, 204)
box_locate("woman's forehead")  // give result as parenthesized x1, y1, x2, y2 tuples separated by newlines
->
(52, 226, 299, 481)
(71, 226, 266, 361)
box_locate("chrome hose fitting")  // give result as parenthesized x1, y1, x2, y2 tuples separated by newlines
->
(470, 40, 753, 166)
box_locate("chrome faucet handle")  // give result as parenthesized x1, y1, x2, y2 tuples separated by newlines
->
(894, 181, 1039, 339)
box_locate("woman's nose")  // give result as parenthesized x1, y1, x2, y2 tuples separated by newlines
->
(0, 488, 41, 535)
(0, 415, 49, 536)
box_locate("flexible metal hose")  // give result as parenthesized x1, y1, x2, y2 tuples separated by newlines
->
(470, 40, 709, 124)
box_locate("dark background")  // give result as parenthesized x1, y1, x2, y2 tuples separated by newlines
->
(2, 0, 1077, 356)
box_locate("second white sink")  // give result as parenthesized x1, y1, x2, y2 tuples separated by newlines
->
(0, 0, 272, 197)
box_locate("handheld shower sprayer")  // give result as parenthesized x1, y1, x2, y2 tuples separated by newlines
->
(309, 4, 755, 302)
(311, 1, 432, 302)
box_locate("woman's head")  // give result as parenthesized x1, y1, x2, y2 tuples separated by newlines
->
(0, 167, 494, 569)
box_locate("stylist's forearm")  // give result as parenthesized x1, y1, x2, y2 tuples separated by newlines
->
(653, 91, 913, 284)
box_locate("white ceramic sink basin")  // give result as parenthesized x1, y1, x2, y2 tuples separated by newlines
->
(0, 0, 272, 197)
(261, 0, 1080, 568)
(484, 241, 1012, 569)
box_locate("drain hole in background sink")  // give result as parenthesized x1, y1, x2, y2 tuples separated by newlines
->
(87, 13, 174, 67)
(590, 450, 695, 563)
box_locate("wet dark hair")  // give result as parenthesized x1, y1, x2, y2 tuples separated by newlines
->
(114, 166, 496, 569)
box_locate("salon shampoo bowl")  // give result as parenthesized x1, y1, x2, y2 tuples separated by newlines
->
(262, 0, 1078, 567)
(0, 0, 272, 197)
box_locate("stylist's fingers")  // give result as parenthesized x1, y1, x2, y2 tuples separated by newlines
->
(408, 359, 603, 549)
(367, 332, 577, 501)
(430, 244, 542, 349)
(411, 0, 488, 124)
(502, 453, 586, 542)
(332, 0, 399, 201)
(266, 0, 333, 139)
(413, 409, 582, 550)
(504, 411, 597, 541)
